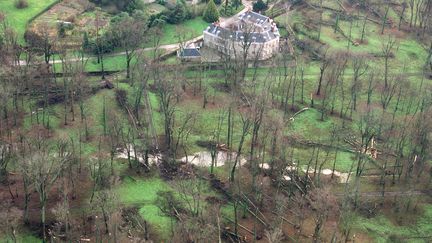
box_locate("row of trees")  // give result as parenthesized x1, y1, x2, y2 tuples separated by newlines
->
(149, 0, 200, 25)
(90, 0, 143, 13)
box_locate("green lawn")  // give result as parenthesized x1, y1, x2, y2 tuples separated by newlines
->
(150, 17, 209, 46)
(0, 0, 57, 43)
(117, 176, 172, 203)
(0, 232, 42, 243)
(116, 176, 174, 237)
(52, 49, 168, 72)
(289, 108, 334, 141)
(292, 147, 359, 173)
(354, 204, 432, 242)
(139, 205, 173, 237)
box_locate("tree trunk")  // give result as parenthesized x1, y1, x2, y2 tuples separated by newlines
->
(41, 200, 46, 242)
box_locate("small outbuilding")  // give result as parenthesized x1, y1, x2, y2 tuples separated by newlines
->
(177, 47, 201, 62)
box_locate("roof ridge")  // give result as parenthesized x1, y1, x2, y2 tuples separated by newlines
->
(247, 10, 269, 20)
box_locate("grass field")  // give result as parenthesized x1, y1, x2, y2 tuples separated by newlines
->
(149, 17, 208, 46)
(0, 0, 57, 43)
(116, 176, 174, 237)
(354, 204, 432, 242)
(51, 49, 168, 72)
(1, 233, 42, 243)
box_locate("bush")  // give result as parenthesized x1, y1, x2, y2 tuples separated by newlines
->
(252, 0, 267, 12)
(203, 0, 219, 23)
(58, 24, 66, 38)
(125, 0, 144, 13)
(14, 0, 28, 9)
(148, 12, 168, 27)
(89, 0, 142, 13)
(166, 3, 191, 24)
(386, 234, 405, 243)
(82, 34, 115, 55)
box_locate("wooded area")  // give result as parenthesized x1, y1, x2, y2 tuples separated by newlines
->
(0, 0, 431, 242)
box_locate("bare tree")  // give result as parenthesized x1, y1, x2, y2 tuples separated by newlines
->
(0, 201, 22, 243)
(154, 66, 182, 150)
(319, 52, 348, 121)
(210, 110, 226, 174)
(25, 22, 54, 65)
(22, 141, 70, 241)
(381, 3, 390, 34)
(316, 48, 330, 96)
(381, 35, 397, 89)
(92, 189, 118, 235)
(350, 54, 369, 117)
(230, 112, 251, 183)
(51, 189, 71, 241)
(109, 12, 148, 79)
(380, 76, 398, 110)
(95, 9, 106, 79)
(17, 149, 33, 225)
(307, 187, 338, 242)
(173, 111, 197, 157)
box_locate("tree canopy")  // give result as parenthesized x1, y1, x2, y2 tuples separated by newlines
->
(90, 0, 143, 13)
(253, 0, 267, 12)
(203, 0, 219, 23)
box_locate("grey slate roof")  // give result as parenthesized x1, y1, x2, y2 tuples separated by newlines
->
(179, 48, 201, 57)
(238, 11, 269, 24)
(204, 11, 279, 43)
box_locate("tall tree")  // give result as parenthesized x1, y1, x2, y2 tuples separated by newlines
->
(381, 36, 397, 89)
(109, 11, 148, 79)
(154, 66, 182, 150)
(22, 141, 70, 242)
(203, 0, 219, 23)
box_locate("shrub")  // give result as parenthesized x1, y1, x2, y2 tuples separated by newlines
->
(148, 12, 168, 27)
(14, 0, 28, 9)
(89, 0, 142, 13)
(231, 0, 241, 9)
(125, 0, 144, 13)
(82, 32, 91, 51)
(58, 24, 66, 38)
(253, 0, 267, 12)
(166, 3, 190, 24)
(203, 0, 219, 23)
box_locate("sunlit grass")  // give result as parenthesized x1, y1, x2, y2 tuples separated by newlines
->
(0, 0, 57, 43)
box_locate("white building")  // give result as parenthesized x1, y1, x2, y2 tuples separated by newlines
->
(203, 11, 280, 60)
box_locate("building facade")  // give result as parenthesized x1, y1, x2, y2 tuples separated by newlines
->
(203, 11, 280, 60)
